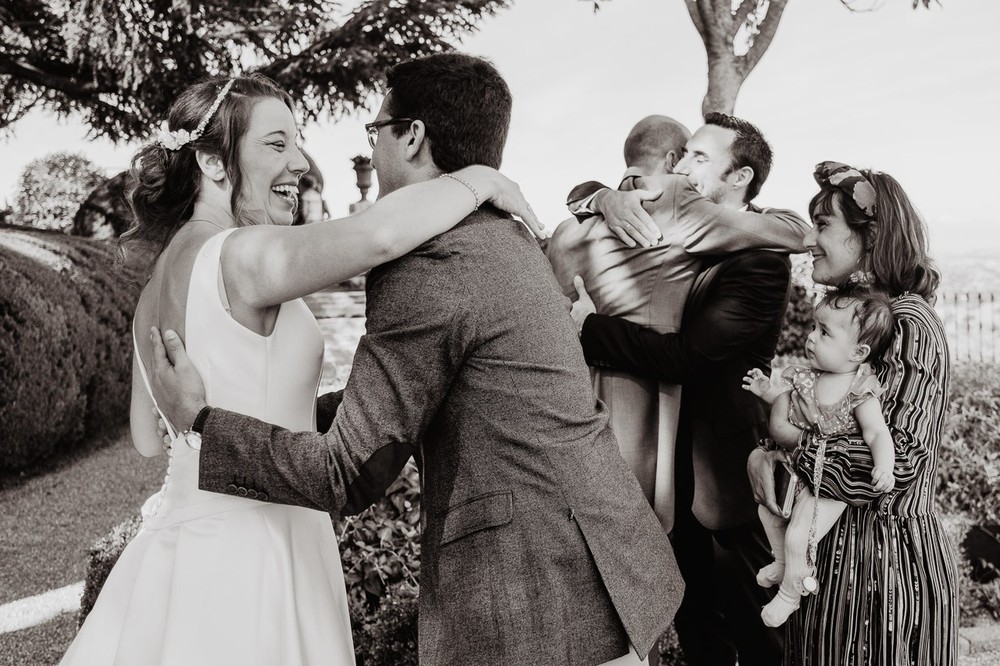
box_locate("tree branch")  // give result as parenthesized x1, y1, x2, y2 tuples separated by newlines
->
(730, 0, 757, 42)
(737, 0, 789, 77)
(683, 0, 708, 43)
(0, 57, 104, 99)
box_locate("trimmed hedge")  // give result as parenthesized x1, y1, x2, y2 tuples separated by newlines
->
(0, 224, 139, 471)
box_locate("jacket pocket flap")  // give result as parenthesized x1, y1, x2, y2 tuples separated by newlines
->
(441, 490, 513, 546)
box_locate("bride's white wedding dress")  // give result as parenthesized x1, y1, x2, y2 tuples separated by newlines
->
(61, 229, 355, 665)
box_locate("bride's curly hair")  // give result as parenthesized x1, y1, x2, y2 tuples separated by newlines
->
(118, 74, 294, 283)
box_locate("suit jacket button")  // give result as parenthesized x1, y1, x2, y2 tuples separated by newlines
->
(226, 484, 238, 494)
(258, 492, 269, 501)
(247, 490, 258, 500)
(237, 487, 248, 497)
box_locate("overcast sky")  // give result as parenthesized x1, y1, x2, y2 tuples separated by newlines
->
(2, 0, 998, 257)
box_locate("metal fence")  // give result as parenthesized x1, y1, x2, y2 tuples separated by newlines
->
(308, 289, 1000, 365)
(936, 292, 999, 364)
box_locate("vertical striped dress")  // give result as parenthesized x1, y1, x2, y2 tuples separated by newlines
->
(788, 294, 960, 665)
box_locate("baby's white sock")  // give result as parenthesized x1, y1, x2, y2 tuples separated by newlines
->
(761, 584, 801, 628)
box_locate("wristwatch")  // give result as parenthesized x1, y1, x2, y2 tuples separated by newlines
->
(183, 406, 213, 451)
(183, 430, 202, 451)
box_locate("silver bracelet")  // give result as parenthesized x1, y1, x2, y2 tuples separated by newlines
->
(440, 172, 481, 211)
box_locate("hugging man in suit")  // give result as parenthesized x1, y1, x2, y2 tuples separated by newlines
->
(570, 113, 805, 666)
(147, 53, 684, 666)
(547, 116, 806, 541)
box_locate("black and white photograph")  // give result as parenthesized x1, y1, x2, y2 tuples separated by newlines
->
(1, 1, 998, 664)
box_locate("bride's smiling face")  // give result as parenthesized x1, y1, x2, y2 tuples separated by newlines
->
(237, 97, 309, 226)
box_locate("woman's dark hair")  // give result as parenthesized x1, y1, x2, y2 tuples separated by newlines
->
(118, 74, 294, 282)
(808, 169, 940, 302)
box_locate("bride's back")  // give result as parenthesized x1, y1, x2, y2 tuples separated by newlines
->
(134, 224, 324, 433)
(133, 225, 213, 379)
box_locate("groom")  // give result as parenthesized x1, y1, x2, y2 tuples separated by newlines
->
(149, 53, 684, 666)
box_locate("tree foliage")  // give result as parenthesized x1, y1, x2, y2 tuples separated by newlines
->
(0, 0, 509, 142)
(15, 153, 107, 232)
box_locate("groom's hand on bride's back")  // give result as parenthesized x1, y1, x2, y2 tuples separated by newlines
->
(150, 327, 208, 432)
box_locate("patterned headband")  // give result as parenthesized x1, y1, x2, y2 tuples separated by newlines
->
(813, 161, 877, 218)
(157, 79, 235, 151)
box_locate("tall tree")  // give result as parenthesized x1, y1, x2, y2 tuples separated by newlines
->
(588, 0, 938, 115)
(684, 0, 938, 115)
(0, 0, 509, 142)
(684, 0, 790, 116)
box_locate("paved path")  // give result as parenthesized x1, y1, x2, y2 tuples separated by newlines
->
(0, 583, 83, 635)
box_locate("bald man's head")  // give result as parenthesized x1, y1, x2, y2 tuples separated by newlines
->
(623, 116, 691, 175)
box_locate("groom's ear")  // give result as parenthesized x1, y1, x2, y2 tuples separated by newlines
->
(401, 119, 429, 163)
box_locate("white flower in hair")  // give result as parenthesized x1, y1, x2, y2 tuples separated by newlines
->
(849, 270, 875, 286)
(157, 128, 192, 151)
(154, 79, 235, 151)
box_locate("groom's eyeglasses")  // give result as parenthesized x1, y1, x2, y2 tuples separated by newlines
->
(365, 118, 416, 150)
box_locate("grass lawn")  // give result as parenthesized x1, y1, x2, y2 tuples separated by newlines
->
(0, 427, 167, 662)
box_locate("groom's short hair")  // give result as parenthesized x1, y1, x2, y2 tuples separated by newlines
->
(386, 53, 511, 173)
(704, 111, 772, 203)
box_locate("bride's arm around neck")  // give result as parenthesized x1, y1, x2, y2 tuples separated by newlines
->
(220, 166, 538, 309)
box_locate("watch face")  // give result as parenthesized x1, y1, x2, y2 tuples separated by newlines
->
(186, 431, 202, 451)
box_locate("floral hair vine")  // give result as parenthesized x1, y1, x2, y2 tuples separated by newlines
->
(156, 79, 236, 151)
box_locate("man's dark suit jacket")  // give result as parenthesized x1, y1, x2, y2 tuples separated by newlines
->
(196, 209, 685, 665)
(580, 248, 793, 530)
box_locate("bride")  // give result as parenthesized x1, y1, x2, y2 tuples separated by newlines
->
(60, 73, 540, 665)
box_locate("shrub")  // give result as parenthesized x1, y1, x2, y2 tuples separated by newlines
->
(14, 153, 107, 233)
(0, 224, 139, 470)
(775, 254, 821, 359)
(937, 363, 1000, 625)
(337, 461, 421, 665)
(78, 515, 143, 627)
(775, 281, 813, 358)
(656, 624, 686, 665)
(336, 462, 421, 610)
(350, 588, 419, 666)
(937, 362, 1000, 526)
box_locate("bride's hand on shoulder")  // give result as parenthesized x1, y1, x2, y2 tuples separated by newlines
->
(452, 165, 546, 239)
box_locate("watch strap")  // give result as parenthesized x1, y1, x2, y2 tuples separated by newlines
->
(191, 405, 213, 434)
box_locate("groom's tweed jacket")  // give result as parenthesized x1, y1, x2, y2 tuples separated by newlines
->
(198, 208, 685, 665)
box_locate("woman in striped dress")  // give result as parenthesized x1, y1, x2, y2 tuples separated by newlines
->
(747, 162, 960, 665)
